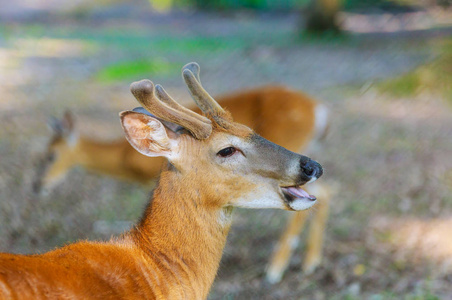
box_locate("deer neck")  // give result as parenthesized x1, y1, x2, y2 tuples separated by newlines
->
(129, 167, 233, 298)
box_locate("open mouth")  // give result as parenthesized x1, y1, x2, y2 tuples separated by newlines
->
(281, 186, 316, 210)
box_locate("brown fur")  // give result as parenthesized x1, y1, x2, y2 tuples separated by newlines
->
(218, 85, 317, 152)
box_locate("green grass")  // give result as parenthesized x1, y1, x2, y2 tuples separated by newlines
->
(2, 24, 254, 52)
(96, 59, 181, 82)
(2, 21, 306, 54)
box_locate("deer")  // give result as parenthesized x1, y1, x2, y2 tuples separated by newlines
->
(0, 62, 323, 298)
(32, 78, 333, 284)
(33, 86, 327, 195)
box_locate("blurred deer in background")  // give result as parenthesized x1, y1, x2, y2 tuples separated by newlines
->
(33, 78, 333, 284)
(33, 111, 165, 191)
(1, 63, 323, 299)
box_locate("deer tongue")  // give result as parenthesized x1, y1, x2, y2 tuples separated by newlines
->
(286, 187, 316, 200)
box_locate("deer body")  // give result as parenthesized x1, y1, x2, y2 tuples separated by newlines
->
(3, 63, 322, 298)
(66, 138, 164, 185)
(219, 86, 319, 153)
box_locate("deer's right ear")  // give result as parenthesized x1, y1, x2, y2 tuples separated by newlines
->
(120, 111, 176, 159)
(47, 112, 76, 137)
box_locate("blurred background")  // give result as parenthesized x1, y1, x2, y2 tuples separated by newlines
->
(0, 0, 451, 298)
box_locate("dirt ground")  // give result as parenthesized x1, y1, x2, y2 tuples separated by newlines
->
(0, 2, 451, 299)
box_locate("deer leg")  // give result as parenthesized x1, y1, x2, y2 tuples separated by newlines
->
(302, 182, 331, 274)
(266, 210, 309, 284)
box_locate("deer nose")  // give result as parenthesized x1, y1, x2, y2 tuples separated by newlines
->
(300, 159, 323, 181)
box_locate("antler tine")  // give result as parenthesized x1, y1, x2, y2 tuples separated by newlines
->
(154, 84, 210, 125)
(183, 62, 201, 82)
(182, 62, 226, 118)
(130, 79, 212, 140)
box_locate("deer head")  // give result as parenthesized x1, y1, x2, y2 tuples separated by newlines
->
(32, 111, 79, 196)
(120, 63, 322, 211)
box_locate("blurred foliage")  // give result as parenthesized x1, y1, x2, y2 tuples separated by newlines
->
(2, 23, 270, 53)
(149, 0, 413, 11)
(378, 39, 452, 103)
(94, 36, 249, 82)
(343, 0, 417, 11)
(304, 0, 344, 34)
(189, 0, 307, 10)
(150, 0, 174, 12)
(96, 59, 180, 82)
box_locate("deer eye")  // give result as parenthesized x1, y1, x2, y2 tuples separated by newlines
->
(217, 147, 237, 158)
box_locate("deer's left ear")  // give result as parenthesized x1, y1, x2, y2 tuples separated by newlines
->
(120, 111, 178, 159)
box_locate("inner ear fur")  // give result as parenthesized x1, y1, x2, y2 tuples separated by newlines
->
(120, 111, 174, 158)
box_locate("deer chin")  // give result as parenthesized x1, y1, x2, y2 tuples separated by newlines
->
(281, 186, 317, 211)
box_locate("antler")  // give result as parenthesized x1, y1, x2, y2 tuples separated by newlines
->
(130, 80, 212, 140)
(182, 62, 232, 127)
(154, 84, 210, 125)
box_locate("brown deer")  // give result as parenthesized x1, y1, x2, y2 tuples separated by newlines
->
(0, 63, 322, 298)
(33, 81, 332, 284)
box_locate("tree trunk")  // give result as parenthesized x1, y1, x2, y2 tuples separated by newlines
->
(303, 0, 343, 34)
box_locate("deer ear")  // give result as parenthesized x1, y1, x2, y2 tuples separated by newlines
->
(62, 111, 75, 132)
(61, 111, 78, 146)
(47, 112, 78, 147)
(120, 111, 176, 159)
(47, 116, 63, 135)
